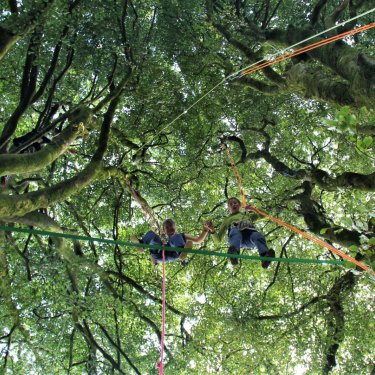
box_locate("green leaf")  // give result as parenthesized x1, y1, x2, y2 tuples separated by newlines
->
(361, 136, 373, 149)
(344, 260, 356, 269)
(349, 245, 358, 253)
(341, 217, 353, 227)
(323, 119, 338, 128)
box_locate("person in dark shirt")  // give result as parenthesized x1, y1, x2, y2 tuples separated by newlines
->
(133, 219, 212, 264)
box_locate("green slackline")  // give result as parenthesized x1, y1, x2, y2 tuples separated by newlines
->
(0, 225, 347, 266)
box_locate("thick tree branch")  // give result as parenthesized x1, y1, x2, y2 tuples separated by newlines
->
(265, 27, 375, 107)
(223, 134, 375, 192)
(310, 0, 328, 25)
(0, 101, 114, 218)
(96, 323, 142, 375)
(213, 22, 285, 86)
(0, 0, 55, 62)
(0, 29, 42, 150)
(293, 181, 370, 249)
(286, 62, 356, 106)
(0, 123, 85, 176)
(322, 271, 356, 374)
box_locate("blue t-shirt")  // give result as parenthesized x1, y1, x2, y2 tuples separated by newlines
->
(167, 233, 186, 248)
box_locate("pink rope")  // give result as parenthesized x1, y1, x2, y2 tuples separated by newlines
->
(157, 248, 166, 374)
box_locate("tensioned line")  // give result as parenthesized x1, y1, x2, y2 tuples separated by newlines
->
(231, 7, 375, 78)
(0, 225, 346, 266)
(137, 7, 375, 152)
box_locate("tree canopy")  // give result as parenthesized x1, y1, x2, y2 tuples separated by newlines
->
(0, 1, 374, 374)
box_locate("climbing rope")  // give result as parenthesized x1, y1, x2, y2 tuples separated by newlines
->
(248, 205, 373, 272)
(134, 9, 375, 153)
(231, 7, 375, 79)
(222, 143, 247, 207)
(222, 145, 374, 274)
(157, 249, 166, 375)
(232, 21, 375, 79)
(0, 225, 347, 266)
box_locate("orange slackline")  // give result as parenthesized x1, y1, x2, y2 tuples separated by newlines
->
(236, 22, 375, 79)
(223, 144, 374, 274)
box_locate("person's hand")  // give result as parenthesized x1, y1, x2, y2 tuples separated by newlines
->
(204, 220, 215, 233)
(160, 233, 167, 244)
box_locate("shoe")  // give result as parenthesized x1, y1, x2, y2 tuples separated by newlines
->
(261, 249, 275, 269)
(130, 235, 144, 252)
(228, 246, 240, 266)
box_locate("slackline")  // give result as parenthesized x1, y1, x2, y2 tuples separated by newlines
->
(0, 225, 346, 266)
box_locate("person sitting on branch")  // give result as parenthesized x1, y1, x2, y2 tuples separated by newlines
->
(132, 219, 212, 265)
(206, 197, 275, 268)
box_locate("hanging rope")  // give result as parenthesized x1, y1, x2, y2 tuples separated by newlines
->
(222, 145, 374, 274)
(222, 143, 247, 207)
(157, 249, 167, 374)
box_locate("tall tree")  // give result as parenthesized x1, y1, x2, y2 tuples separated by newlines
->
(0, 0, 373, 373)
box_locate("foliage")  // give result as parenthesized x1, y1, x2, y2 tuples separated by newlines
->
(0, 1, 374, 374)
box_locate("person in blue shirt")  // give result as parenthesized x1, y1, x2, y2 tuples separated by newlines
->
(133, 219, 212, 264)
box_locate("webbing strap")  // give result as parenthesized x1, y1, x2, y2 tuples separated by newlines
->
(0, 225, 345, 266)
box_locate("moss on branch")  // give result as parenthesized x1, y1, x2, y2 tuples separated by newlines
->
(0, 123, 85, 176)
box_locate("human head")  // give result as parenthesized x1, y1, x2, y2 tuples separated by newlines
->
(227, 197, 241, 214)
(163, 218, 176, 236)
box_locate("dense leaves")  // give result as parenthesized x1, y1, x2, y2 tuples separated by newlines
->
(0, 1, 374, 374)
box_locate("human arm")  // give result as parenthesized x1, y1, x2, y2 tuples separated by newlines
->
(207, 217, 234, 244)
(211, 212, 256, 243)
(244, 204, 264, 222)
(210, 219, 229, 244)
(184, 221, 213, 244)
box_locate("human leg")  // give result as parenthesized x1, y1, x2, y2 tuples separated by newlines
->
(228, 226, 242, 251)
(141, 231, 166, 263)
(248, 231, 269, 256)
(248, 230, 275, 269)
(228, 226, 242, 265)
(179, 240, 192, 266)
(142, 230, 162, 245)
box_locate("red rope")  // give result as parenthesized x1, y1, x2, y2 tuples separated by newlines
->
(239, 22, 375, 78)
(157, 248, 167, 374)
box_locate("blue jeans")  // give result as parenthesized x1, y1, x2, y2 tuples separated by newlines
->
(228, 227, 269, 256)
(142, 230, 184, 262)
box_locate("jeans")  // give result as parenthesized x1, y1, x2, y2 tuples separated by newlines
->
(228, 227, 269, 256)
(142, 230, 184, 262)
